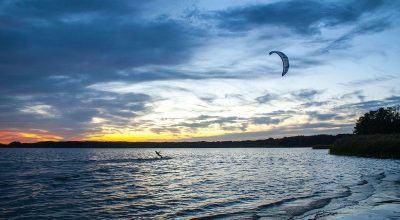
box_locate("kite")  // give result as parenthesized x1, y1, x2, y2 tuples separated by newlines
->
(269, 51, 289, 76)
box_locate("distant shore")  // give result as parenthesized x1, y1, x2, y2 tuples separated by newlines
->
(330, 134, 400, 159)
(3, 134, 399, 159)
(0, 134, 348, 148)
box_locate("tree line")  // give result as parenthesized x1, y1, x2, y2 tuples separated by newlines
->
(3, 134, 348, 148)
(354, 106, 400, 135)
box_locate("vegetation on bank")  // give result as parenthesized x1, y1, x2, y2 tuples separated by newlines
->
(311, 144, 331, 149)
(2, 134, 348, 148)
(330, 106, 400, 159)
(330, 134, 400, 159)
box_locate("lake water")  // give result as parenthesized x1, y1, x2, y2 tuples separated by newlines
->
(0, 148, 399, 219)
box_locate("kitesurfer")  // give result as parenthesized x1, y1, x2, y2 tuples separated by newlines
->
(155, 151, 163, 158)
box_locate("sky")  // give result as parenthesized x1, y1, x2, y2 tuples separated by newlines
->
(0, 0, 400, 143)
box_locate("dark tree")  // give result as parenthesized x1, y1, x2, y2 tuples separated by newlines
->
(354, 106, 400, 135)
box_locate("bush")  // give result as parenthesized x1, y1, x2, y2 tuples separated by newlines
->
(330, 134, 400, 159)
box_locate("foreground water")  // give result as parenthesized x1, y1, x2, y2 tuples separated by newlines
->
(0, 148, 399, 219)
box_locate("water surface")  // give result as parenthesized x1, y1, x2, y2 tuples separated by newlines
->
(0, 148, 399, 219)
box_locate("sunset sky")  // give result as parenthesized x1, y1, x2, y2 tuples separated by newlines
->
(1, 0, 400, 143)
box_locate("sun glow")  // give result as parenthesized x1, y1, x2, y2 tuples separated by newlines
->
(0, 131, 63, 144)
(82, 122, 283, 142)
(85, 130, 226, 142)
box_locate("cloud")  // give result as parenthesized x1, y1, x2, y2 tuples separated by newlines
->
(0, 20, 203, 75)
(338, 90, 366, 101)
(321, 18, 393, 53)
(151, 127, 181, 134)
(258, 110, 297, 120)
(300, 101, 330, 108)
(252, 116, 281, 125)
(0, 0, 208, 139)
(336, 95, 400, 111)
(255, 93, 277, 104)
(340, 75, 396, 87)
(0, 0, 207, 98)
(176, 115, 244, 130)
(290, 57, 326, 70)
(199, 94, 218, 104)
(0, 0, 142, 18)
(20, 104, 58, 118)
(212, 0, 387, 35)
(184, 122, 354, 141)
(307, 111, 345, 121)
(291, 89, 321, 100)
(0, 90, 152, 139)
(0, 1, 399, 142)
(0, 130, 63, 144)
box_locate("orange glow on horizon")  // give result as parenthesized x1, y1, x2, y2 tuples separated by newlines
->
(86, 133, 179, 142)
(0, 130, 229, 144)
(85, 130, 226, 142)
(0, 131, 64, 144)
(0, 125, 278, 144)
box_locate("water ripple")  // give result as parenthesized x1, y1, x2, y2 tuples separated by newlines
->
(0, 148, 398, 219)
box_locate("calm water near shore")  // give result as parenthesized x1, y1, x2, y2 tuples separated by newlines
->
(0, 148, 399, 219)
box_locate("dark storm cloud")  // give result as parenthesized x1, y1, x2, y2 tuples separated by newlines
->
(0, 0, 206, 96)
(1, 0, 396, 94)
(212, 0, 387, 35)
(0, 0, 140, 27)
(0, 19, 202, 77)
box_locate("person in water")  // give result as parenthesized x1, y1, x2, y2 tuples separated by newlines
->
(155, 151, 163, 158)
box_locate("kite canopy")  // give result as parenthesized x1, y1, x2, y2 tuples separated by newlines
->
(269, 51, 289, 76)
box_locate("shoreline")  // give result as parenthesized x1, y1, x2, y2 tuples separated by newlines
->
(301, 171, 400, 220)
(330, 134, 400, 159)
(0, 134, 348, 148)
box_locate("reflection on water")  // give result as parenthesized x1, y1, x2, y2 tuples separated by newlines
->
(0, 148, 399, 219)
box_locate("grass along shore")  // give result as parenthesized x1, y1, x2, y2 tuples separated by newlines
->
(330, 134, 400, 159)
